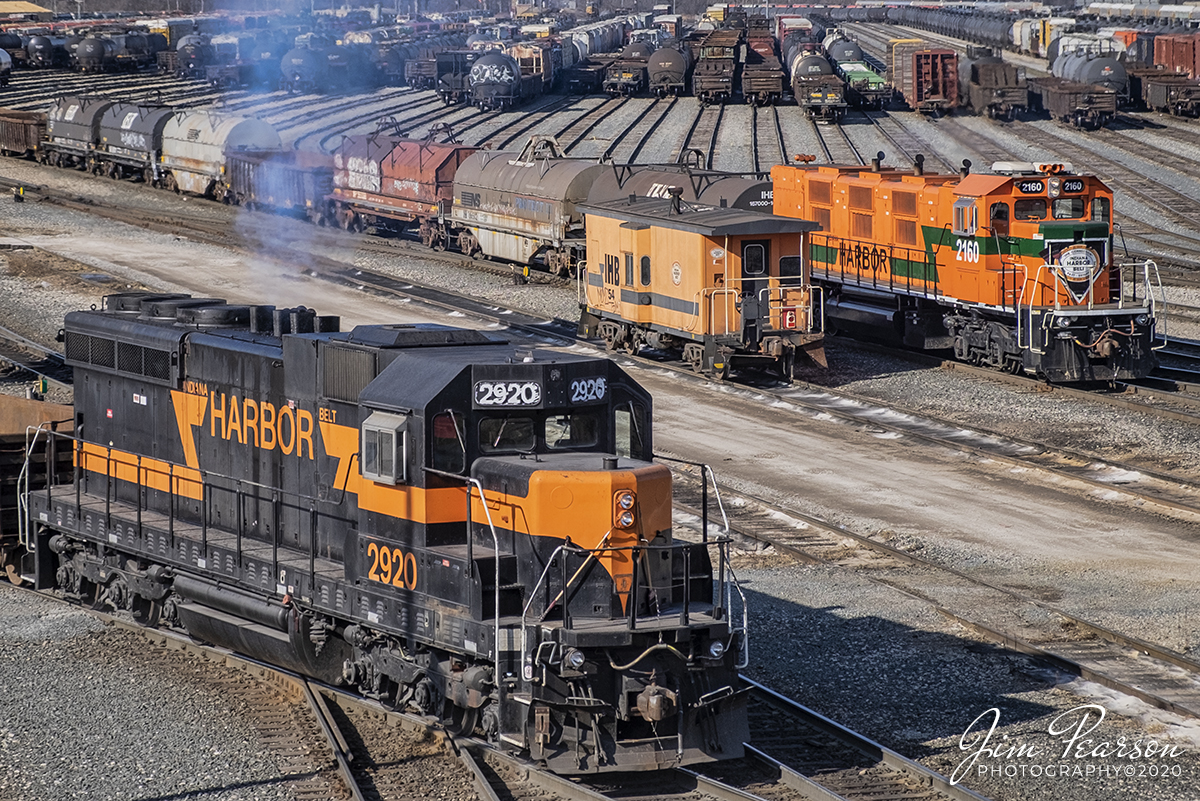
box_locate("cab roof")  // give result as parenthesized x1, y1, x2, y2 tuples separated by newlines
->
(581, 196, 818, 236)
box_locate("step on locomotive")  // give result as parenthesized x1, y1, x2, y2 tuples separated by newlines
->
(21, 294, 749, 773)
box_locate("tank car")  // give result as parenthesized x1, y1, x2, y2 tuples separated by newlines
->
(280, 45, 327, 93)
(25, 34, 69, 68)
(160, 111, 282, 198)
(44, 96, 115, 169)
(790, 52, 846, 121)
(578, 193, 824, 378)
(604, 41, 652, 95)
(0, 31, 25, 68)
(451, 136, 603, 276)
(823, 31, 863, 64)
(1052, 50, 1129, 101)
(174, 33, 215, 79)
(94, 102, 176, 183)
(76, 32, 165, 72)
(469, 50, 541, 110)
(771, 159, 1158, 382)
(24, 294, 750, 774)
(647, 45, 692, 96)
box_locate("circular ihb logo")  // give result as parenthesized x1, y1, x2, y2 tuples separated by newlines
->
(1057, 246, 1098, 280)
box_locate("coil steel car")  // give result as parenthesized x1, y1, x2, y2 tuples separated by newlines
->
(21, 294, 750, 774)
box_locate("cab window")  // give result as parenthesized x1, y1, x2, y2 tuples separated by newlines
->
(1091, 197, 1111, 223)
(615, 403, 646, 459)
(431, 411, 465, 474)
(1014, 199, 1046, 220)
(989, 202, 1009, 237)
(779, 256, 803, 286)
(743, 244, 766, 276)
(545, 412, 599, 450)
(1052, 197, 1086, 219)
(480, 416, 535, 453)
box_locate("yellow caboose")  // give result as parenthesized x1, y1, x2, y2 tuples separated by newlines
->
(577, 192, 824, 379)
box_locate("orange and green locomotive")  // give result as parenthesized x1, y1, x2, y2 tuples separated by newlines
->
(771, 158, 1161, 382)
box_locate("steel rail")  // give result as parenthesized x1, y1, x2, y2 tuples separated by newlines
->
(303, 680, 368, 801)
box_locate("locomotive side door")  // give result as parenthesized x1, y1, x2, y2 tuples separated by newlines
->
(740, 239, 770, 346)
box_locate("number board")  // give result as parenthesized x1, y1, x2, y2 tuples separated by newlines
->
(1061, 178, 1085, 194)
(474, 380, 542, 408)
(1016, 180, 1045, 194)
(568, 376, 608, 404)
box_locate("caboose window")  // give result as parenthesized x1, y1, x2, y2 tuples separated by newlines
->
(743, 244, 765, 276)
(640, 256, 651, 286)
(1014, 199, 1045, 220)
(361, 411, 408, 485)
(1091, 197, 1110, 223)
(624, 253, 634, 286)
(480, 416, 535, 453)
(1052, 198, 1086, 219)
(545, 412, 599, 450)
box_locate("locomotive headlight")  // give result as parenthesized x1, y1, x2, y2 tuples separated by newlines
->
(618, 510, 635, 528)
(563, 647, 586, 670)
(1056, 316, 1073, 328)
(618, 492, 635, 510)
(1048, 177, 1062, 198)
(1136, 314, 1150, 325)
(707, 640, 726, 659)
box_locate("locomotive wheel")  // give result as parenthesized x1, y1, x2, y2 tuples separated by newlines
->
(449, 705, 479, 737)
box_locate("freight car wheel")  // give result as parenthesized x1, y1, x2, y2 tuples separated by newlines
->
(163, 174, 178, 194)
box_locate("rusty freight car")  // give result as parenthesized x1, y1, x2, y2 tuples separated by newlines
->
(890, 39, 958, 113)
(328, 127, 476, 248)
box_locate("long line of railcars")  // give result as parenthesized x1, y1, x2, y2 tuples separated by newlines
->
(0, 97, 1162, 384)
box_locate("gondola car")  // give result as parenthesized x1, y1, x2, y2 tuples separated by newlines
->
(577, 191, 824, 378)
(771, 159, 1159, 382)
(23, 294, 750, 774)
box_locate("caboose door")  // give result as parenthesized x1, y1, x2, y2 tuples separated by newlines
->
(740, 240, 770, 346)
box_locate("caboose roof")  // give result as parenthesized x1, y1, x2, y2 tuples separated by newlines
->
(580, 197, 818, 236)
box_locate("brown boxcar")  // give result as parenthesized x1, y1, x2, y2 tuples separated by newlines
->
(227, 149, 334, 219)
(891, 39, 958, 113)
(0, 108, 46, 158)
(1028, 77, 1116, 129)
(1154, 33, 1200, 77)
(328, 131, 476, 248)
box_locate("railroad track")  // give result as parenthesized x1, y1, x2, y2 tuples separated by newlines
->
(668, 462, 1200, 727)
(608, 96, 678, 164)
(0, 320, 71, 390)
(462, 94, 578, 148)
(750, 105, 787, 173)
(813, 116, 864, 165)
(676, 102, 725, 168)
(556, 96, 632, 154)
(866, 110, 956, 171)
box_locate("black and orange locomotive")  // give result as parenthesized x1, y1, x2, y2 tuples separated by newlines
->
(24, 293, 748, 773)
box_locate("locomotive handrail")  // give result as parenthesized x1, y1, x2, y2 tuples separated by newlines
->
(423, 466, 501, 685)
